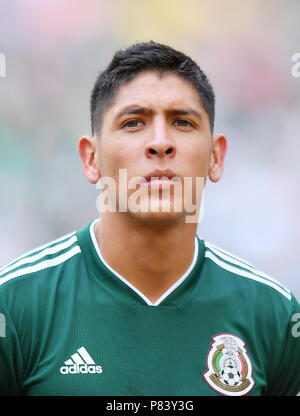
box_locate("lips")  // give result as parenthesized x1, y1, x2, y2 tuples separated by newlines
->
(145, 169, 177, 183)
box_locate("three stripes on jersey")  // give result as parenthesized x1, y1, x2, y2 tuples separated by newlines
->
(0, 229, 291, 301)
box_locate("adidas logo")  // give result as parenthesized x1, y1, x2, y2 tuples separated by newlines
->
(60, 346, 103, 375)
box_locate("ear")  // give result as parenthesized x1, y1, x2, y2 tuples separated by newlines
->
(78, 135, 101, 185)
(209, 134, 227, 183)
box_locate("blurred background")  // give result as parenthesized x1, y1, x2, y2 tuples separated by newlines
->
(0, 0, 299, 298)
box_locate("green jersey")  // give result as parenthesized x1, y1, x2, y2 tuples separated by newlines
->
(0, 219, 299, 396)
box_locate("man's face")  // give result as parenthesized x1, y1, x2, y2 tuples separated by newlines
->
(93, 70, 224, 224)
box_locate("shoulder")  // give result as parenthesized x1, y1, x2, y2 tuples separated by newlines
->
(0, 230, 82, 294)
(199, 237, 293, 304)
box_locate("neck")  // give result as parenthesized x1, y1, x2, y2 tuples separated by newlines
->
(94, 212, 198, 303)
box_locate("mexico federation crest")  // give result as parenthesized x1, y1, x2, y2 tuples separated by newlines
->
(203, 333, 255, 396)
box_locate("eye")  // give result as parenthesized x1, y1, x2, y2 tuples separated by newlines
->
(122, 119, 144, 129)
(173, 119, 195, 129)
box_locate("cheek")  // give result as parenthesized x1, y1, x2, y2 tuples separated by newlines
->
(184, 146, 211, 178)
(97, 142, 119, 175)
(98, 143, 137, 181)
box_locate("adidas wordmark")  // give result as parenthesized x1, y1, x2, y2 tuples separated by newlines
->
(60, 346, 102, 375)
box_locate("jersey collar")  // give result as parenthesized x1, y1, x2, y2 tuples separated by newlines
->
(77, 219, 205, 307)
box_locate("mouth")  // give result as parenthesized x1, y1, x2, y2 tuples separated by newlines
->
(145, 169, 179, 183)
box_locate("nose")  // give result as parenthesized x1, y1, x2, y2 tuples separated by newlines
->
(145, 122, 176, 159)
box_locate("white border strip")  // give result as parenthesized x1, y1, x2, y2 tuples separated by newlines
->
(205, 241, 255, 267)
(0, 231, 76, 273)
(0, 246, 81, 287)
(205, 242, 290, 294)
(0, 235, 78, 277)
(89, 219, 199, 306)
(205, 251, 291, 300)
(153, 238, 198, 306)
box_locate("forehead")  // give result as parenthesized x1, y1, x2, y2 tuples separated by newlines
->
(106, 71, 205, 117)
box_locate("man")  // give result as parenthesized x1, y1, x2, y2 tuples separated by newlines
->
(0, 41, 299, 396)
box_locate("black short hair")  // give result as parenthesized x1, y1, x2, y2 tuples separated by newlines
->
(90, 41, 215, 136)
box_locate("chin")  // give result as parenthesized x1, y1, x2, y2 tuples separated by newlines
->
(128, 208, 186, 227)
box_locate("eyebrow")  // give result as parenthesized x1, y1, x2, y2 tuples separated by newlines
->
(115, 106, 153, 120)
(170, 108, 202, 119)
(115, 106, 202, 120)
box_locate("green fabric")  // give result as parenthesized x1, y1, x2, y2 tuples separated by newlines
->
(0, 221, 299, 396)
